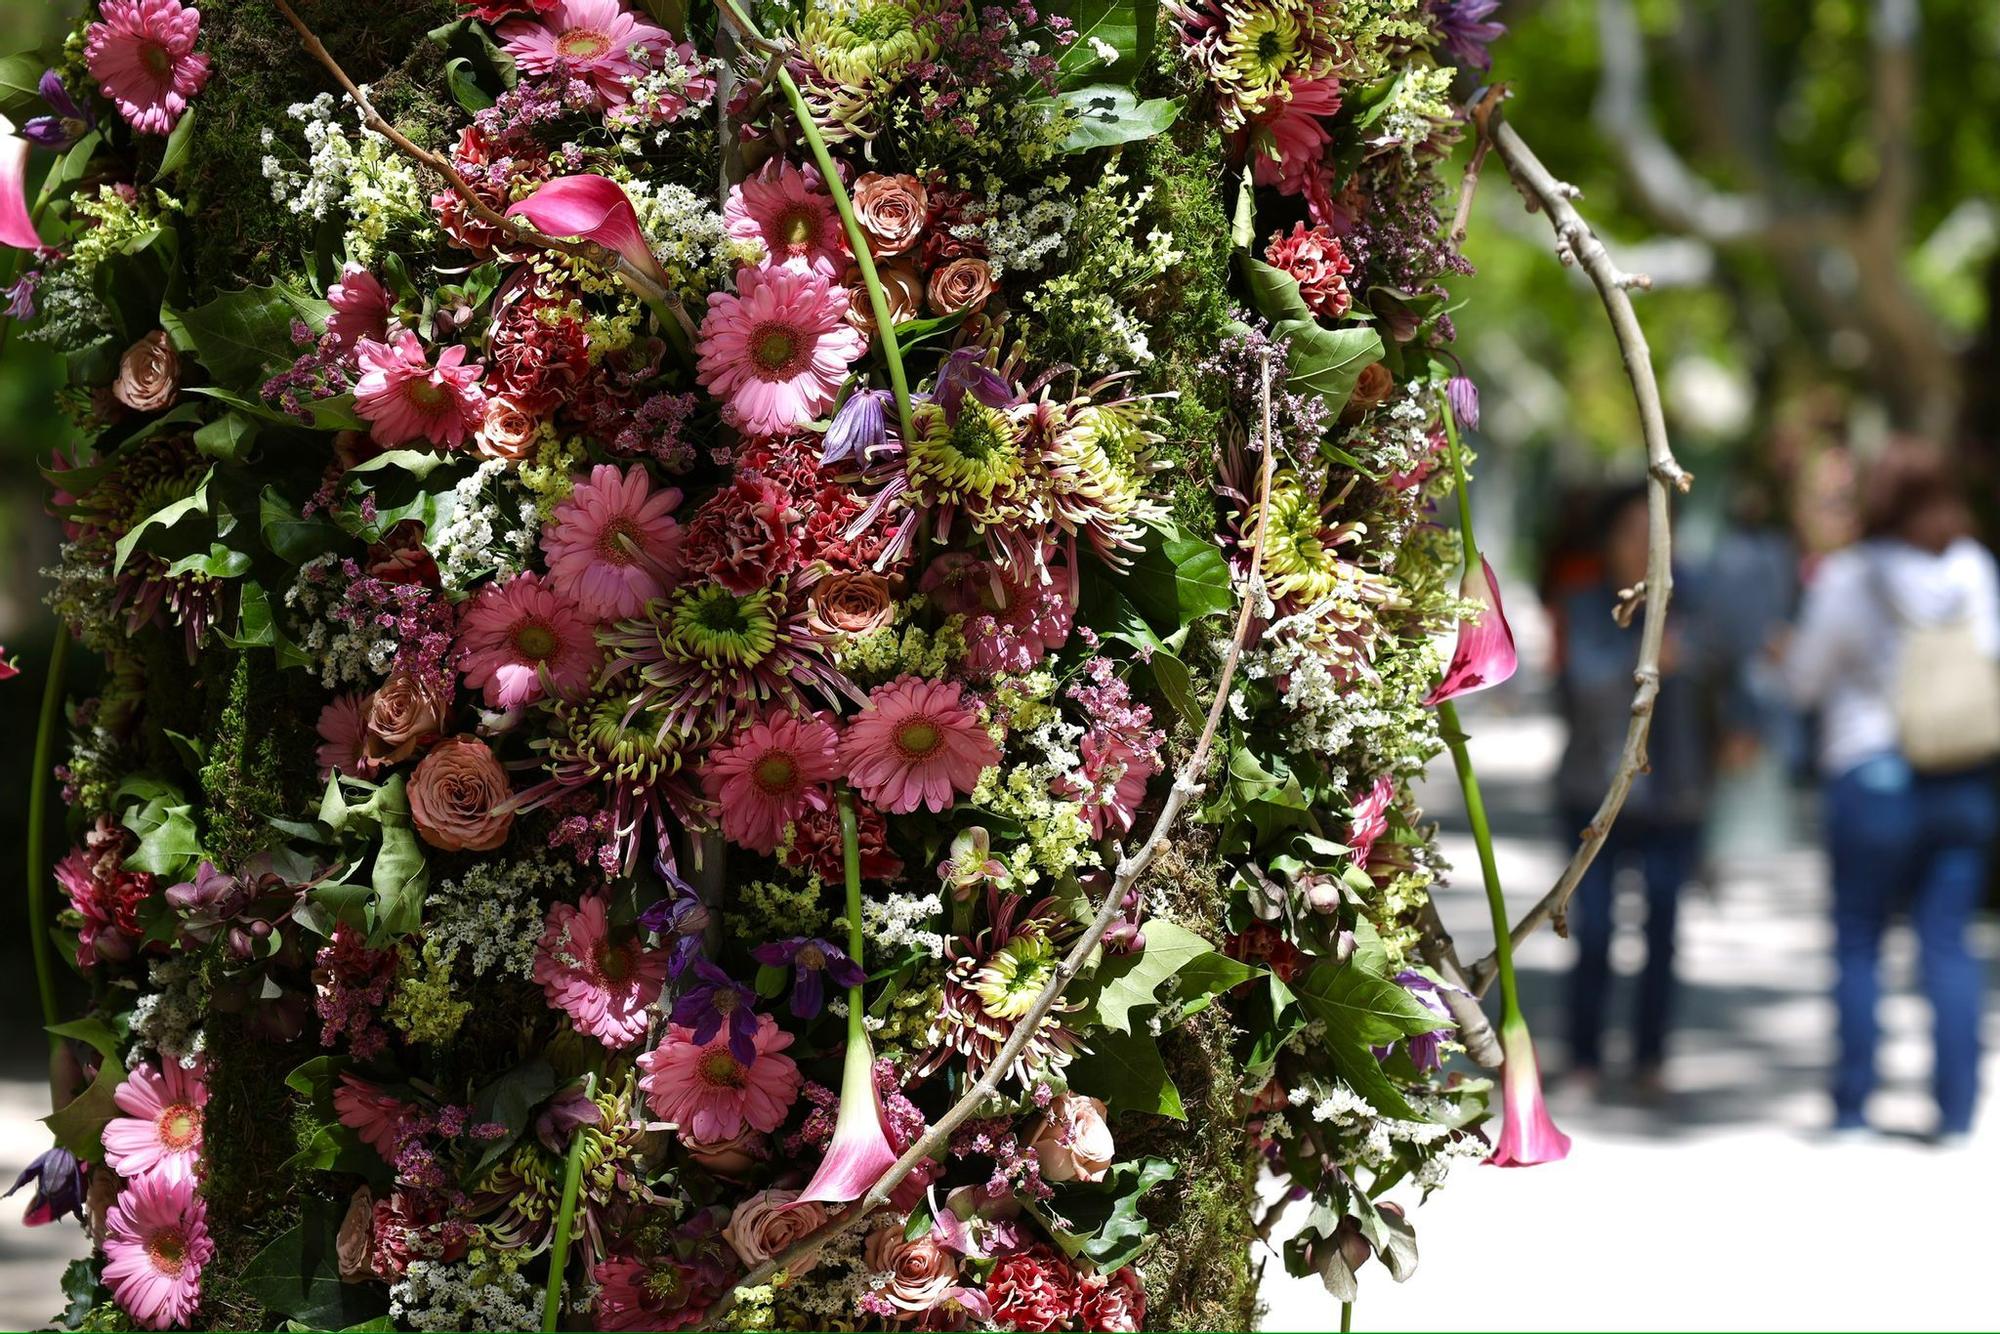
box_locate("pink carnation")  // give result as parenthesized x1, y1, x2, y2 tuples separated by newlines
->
(540, 463, 684, 621)
(697, 265, 865, 436)
(85, 0, 211, 136)
(352, 331, 486, 449)
(103, 1171, 213, 1329)
(699, 710, 842, 854)
(1264, 222, 1353, 319)
(534, 893, 667, 1048)
(101, 1059, 206, 1185)
(500, 0, 669, 108)
(842, 675, 999, 815)
(680, 471, 801, 595)
(723, 160, 849, 276)
(455, 572, 600, 709)
(638, 1017, 801, 1142)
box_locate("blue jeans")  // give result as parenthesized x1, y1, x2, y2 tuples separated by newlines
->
(1827, 755, 1997, 1134)
(1565, 813, 1697, 1071)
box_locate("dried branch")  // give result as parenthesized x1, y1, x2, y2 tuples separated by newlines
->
(269, 0, 693, 332)
(1461, 109, 1691, 997)
(699, 353, 1281, 1327)
(1414, 898, 1501, 1066)
(1448, 85, 1506, 247)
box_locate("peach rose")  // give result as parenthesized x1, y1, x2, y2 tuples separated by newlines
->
(407, 734, 515, 852)
(337, 1187, 376, 1283)
(112, 330, 180, 412)
(681, 1126, 768, 1176)
(927, 257, 995, 317)
(864, 1223, 958, 1314)
(807, 571, 896, 635)
(362, 671, 447, 768)
(1342, 360, 1394, 421)
(477, 395, 541, 462)
(848, 261, 924, 332)
(852, 173, 929, 256)
(1026, 1092, 1113, 1183)
(724, 1189, 828, 1276)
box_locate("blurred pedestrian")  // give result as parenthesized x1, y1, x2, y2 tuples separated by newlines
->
(1550, 485, 1711, 1097)
(1784, 440, 2000, 1142)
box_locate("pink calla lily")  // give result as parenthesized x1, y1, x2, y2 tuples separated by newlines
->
(794, 1028, 900, 1208)
(0, 115, 45, 252)
(1486, 1015, 1571, 1167)
(506, 174, 667, 289)
(1423, 555, 1517, 705)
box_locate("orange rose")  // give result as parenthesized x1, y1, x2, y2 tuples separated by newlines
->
(807, 571, 897, 635)
(848, 261, 923, 332)
(852, 173, 929, 256)
(477, 395, 541, 462)
(863, 1224, 958, 1314)
(407, 734, 515, 852)
(362, 671, 448, 768)
(337, 1187, 375, 1283)
(1025, 1093, 1114, 1183)
(927, 257, 995, 317)
(1343, 361, 1394, 421)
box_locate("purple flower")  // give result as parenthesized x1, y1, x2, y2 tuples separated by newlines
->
(23, 71, 94, 149)
(933, 347, 1014, 418)
(1447, 374, 1481, 430)
(534, 1084, 604, 1153)
(822, 389, 889, 466)
(749, 936, 866, 1019)
(6, 1146, 84, 1226)
(1430, 0, 1505, 73)
(638, 873, 710, 979)
(4, 270, 38, 321)
(671, 959, 761, 1063)
(1372, 970, 1459, 1072)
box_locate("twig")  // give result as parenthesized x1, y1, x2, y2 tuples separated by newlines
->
(698, 353, 1281, 1327)
(1414, 898, 1501, 1067)
(1448, 85, 1506, 246)
(1461, 110, 1691, 996)
(268, 0, 691, 328)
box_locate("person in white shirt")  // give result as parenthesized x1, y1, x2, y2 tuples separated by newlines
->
(1785, 441, 1999, 1141)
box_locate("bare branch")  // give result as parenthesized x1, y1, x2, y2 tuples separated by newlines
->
(699, 354, 1282, 1326)
(1448, 85, 1506, 247)
(1414, 898, 1501, 1066)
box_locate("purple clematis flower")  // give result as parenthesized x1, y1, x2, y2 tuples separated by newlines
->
(671, 959, 761, 1063)
(24, 71, 94, 149)
(639, 869, 710, 979)
(6, 1146, 85, 1226)
(5, 270, 38, 321)
(933, 347, 1014, 418)
(822, 389, 889, 466)
(1371, 970, 1459, 1072)
(1429, 0, 1506, 73)
(749, 936, 866, 1019)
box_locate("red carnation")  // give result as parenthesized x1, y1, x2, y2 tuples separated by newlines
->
(986, 1246, 1080, 1332)
(486, 295, 591, 417)
(680, 471, 802, 595)
(456, 0, 555, 20)
(1077, 1266, 1146, 1332)
(1264, 222, 1354, 320)
(785, 802, 903, 884)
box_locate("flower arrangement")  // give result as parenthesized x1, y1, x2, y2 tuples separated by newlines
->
(0, 0, 1618, 1328)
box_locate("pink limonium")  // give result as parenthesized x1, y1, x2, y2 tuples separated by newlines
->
(696, 265, 867, 436)
(1487, 1013, 1572, 1167)
(506, 174, 671, 291)
(352, 330, 486, 448)
(723, 160, 850, 276)
(101, 1059, 206, 1185)
(103, 1171, 213, 1329)
(455, 571, 600, 709)
(841, 676, 1000, 815)
(500, 0, 668, 109)
(85, 0, 212, 136)
(1421, 554, 1518, 705)
(699, 710, 843, 855)
(0, 115, 43, 252)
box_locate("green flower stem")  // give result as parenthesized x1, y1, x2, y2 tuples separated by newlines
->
(1437, 698, 1523, 1027)
(839, 787, 865, 982)
(542, 1067, 599, 1331)
(27, 631, 70, 1098)
(1443, 396, 1478, 567)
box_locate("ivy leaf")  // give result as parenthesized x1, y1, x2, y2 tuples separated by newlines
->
(469, 1059, 557, 1176)
(1050, 0, 1149, 86)
(261, 487, 345, 563)
(238, 1207, 392, 1330)
(123, 798, 204, 877)
(1066, 1029, 1184, 1120)
(112, 466, 213, 574)
(1055, 85, 1181, 152)
(369, 820, 428, 943)
(224, 579, 314, 671)
(43, 1025, 126, 1163)
(193, 411, 259, 462)
(58, 1257, 108, 1332)
(1272, 319, 1383, 415)
(1047, 1156, 1177, 1270)
(1077, 919, 1224, 1034)
(161, 281, 329, 393)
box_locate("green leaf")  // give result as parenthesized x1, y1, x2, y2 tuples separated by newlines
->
(155, 105, 197, 181)
(261, 487, 345, 563)
(1119, 523, 1234, 633)
(1242, 256, 1315, 324)
(469, 1059, 557, 1176)
(224, 579, 314, 671)
(281, 1121, 388, 1180)
(59, 1256, 108, 1332)
(1293, 959, 1449, 1047)
(124, 800, 204, 877)
(1077, 919, 1223, 1034)
(238, 1208, 392, 1330)
(47, 1016, 124, 1062)
(444, 55, 496, 113)
(1055, 85, 1181, 152)
(161, 281, 329, 393)
(1048, 1157, 1176, 1270)
(113, 467, 213, 574)
(164, 543, 253, 580)
(0, 54, 45, 117)
(1231, 170, 1255, 251)
(193, 411, 259, 462)
(369, 820, 428, 943)
(1169, 951, 1259, 1021)
(1273, 319, 1383, 415)
(1052, 0, 1147, 86)
(1066, 1028, 1184, 1120)
(43, 1040, 126, 1163)
(285, 1054, 352, 1110)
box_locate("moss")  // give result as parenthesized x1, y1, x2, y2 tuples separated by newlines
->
(197, 650, 315, 865)
(175, 0, 461, 292)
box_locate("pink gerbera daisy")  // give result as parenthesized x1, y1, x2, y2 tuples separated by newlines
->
(315, 690, 375, 781)
(540, 463, 684, 621)
(723, 161, 849, 276)
(456, 572, 600, 709)
(501, 0, 669, 108)
(101, 1059, 206, 1185)
(352, 331, 486, 449)
(333, 1073, 410, 1160)
(699, 710, 842, 854)
(103, 1171, 213, 1330)
(85, 0, 211, 137)
(842, 676, 1000, 815)
(637, 1016, 801, 1142)
(697, 266, 866, 436)
(326, 263, 393, 350)
(1241, 76, 1341, 197)
(534, 893, 668, 1049)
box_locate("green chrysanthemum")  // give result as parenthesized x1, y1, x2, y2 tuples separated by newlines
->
(662, 584, 783, 674)
(970, 932, 1060, 1020)
(1045, 399, 1168, 567)
(1261, 471, 1365, 605)
(906, 400, 1037, 523)
(795, 0, 949, 139)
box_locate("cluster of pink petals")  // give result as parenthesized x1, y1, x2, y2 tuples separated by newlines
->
(1488, 1018, 1572, 1167)
(507, 174, 669, 289)
(842, 676, 1000, 815)
(85, 0, 211, 136)
(326, 263, 393, 350)
(540, 462, 684, 621)
(723, 161, 850, 276)
(103, 1170, 213, 1330)
(1241, 76, 1340, 199)
(1346, 775, 1395, 870)
(1264, 221, 1353, 319)
(314, 690, 373, 781)
(500, 0, 669, 108)
(638, 1017, 801, 1142)
(697, 265, 865, 436)
(102, 1059, 207, 1185)
(353, 331, 487, 449)
(0, 122, 43, 251)
(699, 710, 842, 855)
(534, 893, 668, 1048)
(455, 572, 600, 709)
(1071, 728, 1159, 839)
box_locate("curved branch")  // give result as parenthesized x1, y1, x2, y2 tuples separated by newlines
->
(1463, 110, 1690, 998)
(699, 353, 1281, 1327)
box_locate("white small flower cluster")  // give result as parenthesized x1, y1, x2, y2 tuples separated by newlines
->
(390, 1260, 539, 1333)
(850, 888, 946, 960)
(260, 92, 430, 262)
(1371, 64, 1456, 165)
(625, 180, 730, 291)
(972, 181, 1076, 280)
(428, 850, 575, 979)
(286, 555, 398, 689)
(128, 957, 205, 1067)
(779, 1230, 871, 1319)
(431, 459, 542, 596)
(615, 51, 724, 143)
